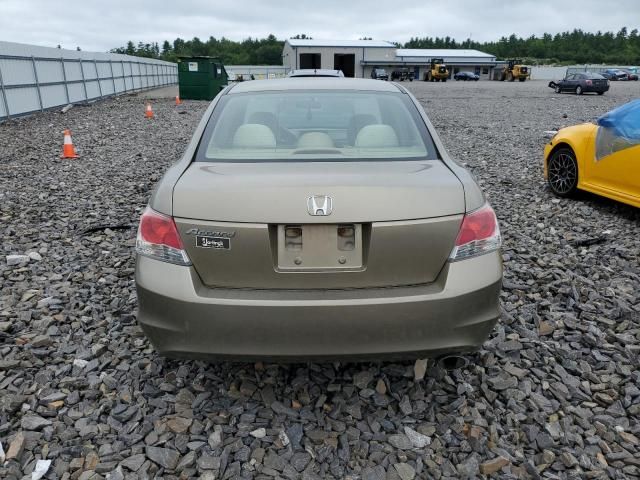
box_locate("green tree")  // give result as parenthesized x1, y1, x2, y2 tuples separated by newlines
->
(111, 28, 640, 66)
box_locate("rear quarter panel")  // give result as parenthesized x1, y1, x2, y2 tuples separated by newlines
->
(149, 85, 234, 215)
(402, 88, 486, 212)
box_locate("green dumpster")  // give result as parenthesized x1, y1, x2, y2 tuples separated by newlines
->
(178, 56, 228, 100)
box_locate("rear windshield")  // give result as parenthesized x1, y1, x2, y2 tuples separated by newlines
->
(196, 90, 438, 162)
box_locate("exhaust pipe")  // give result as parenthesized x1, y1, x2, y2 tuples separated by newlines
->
(437, 355, 469, 371)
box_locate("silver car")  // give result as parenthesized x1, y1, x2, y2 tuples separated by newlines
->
(287, 69, 345, 78)
(135, 78, 502, 361)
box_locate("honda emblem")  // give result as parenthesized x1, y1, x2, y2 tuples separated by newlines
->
(307, 195, 333, 216)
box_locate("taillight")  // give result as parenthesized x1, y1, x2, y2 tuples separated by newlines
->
(136, 207, 191, 265)
(449, 204, 501, 261)
(586, 80, 592, 86)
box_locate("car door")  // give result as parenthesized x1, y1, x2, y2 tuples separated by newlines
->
(584, 128, 640, 203)
(560, 74, 575, 91)
(569, 74, 581, 90)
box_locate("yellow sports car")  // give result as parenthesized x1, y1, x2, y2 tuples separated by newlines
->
(544, 99, 640, 208)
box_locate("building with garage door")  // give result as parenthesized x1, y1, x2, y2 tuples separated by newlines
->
(282, 39, 397, 78)
(281, 39, 499, 80)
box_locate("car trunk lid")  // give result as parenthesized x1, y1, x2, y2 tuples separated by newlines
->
(172, 161, 465, 289)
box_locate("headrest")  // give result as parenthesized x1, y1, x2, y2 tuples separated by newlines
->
(355, 124, 399, 148)
(232, 124, 276, 148)
(297, 132, 335, 149)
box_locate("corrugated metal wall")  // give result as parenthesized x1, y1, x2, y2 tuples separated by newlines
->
(0, 41, 178, 120)
(225, 65, 289, 80)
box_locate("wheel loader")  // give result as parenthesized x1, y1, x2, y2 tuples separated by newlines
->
(500, 59, 530, 82)
(424, 58, 449, 82)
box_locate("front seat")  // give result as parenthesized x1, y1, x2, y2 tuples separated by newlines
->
(232, 124, 276, 148)
(355, 124, 399, 148)
(247, 112, 297, 146)
(347, 114, 377, 145)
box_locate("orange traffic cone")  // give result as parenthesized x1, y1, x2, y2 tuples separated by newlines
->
(60, 129, 79, 158)
(145, 102, 154, 118)
(175, 95, 181, 105)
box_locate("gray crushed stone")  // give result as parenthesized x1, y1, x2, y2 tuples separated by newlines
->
(0, 81, 638, 479)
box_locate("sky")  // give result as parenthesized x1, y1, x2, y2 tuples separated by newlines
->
(0, 0, 636, 52)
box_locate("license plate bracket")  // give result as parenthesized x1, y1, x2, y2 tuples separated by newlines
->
(276, 224, 363, 271)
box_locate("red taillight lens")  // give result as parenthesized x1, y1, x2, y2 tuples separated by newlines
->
(586, 80, 592, 86)
(449, 204, 501, 261)
(136, 207, 191, 265)
(139, 208, 184, 249)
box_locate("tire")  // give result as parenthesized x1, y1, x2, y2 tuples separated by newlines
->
(597, 91, 604, 95)
(547, 148, 579, 197)
(443, 78, 447, 82)
(519, 77, 526, 82)
(576, 85, 583, 95)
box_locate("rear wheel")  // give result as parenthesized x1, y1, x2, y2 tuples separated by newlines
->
(519, 77, 526, 82)
(576, 85, 583, 95)
(547, 148, 578, 197)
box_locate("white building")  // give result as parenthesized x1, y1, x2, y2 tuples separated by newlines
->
(282, 39, 500, 80)
(282, 39, 397, 78)
(395, 49, 498, 80)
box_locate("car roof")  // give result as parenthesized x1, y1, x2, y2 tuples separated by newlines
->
(228, 77, 403, 94)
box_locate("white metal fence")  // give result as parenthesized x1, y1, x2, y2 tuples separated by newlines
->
(0, 41, 178, 120)
(531, 65, 637, 80)
(225, 65, 290, 80)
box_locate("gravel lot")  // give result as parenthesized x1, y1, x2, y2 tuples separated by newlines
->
(1, 80, 638, 480)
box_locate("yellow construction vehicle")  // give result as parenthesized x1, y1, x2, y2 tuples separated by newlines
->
(424, 58, 449, 82)
(500, 59, 530, 82)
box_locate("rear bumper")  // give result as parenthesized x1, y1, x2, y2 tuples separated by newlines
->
(135, 252, 502, 361)
(584, 85, 609, 93)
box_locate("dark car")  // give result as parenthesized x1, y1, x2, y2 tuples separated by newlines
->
(548, 72, 609, 95)
(602, 69, 628, 81)
(371, 68, 389, 80)
(454, 71, 479, 81)
(390, 67, 414, 81)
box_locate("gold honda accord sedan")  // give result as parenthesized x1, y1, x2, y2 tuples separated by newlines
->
(135, 78, 502, 361)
